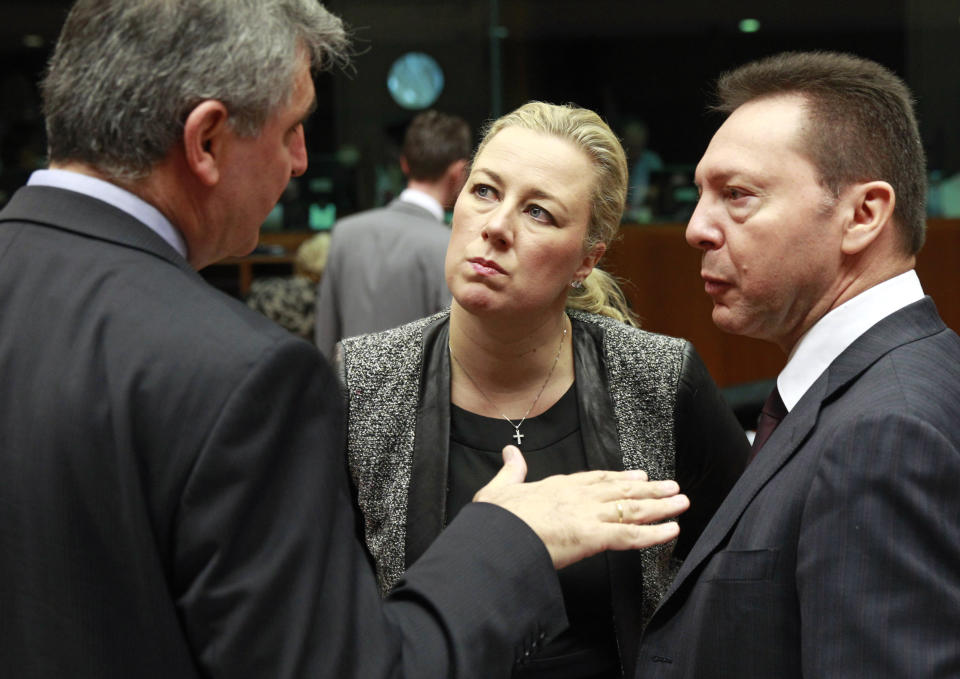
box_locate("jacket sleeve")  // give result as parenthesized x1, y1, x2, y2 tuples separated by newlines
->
(672, 342, 751, 559)
(173, 337, 567, 678)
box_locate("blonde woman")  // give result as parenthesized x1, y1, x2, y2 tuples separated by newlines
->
(338, 102, 748, 678)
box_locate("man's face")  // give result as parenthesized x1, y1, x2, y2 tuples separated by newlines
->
(687, 94, 846, 352)
(213, 56, 315, 260)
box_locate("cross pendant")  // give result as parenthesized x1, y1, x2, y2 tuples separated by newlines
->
(512, 428, 524, 446)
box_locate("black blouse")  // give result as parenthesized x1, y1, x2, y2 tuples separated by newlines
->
(447, 383, 621, 679)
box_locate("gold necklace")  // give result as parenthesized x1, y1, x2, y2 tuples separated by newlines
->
(450, 321, 567, 447)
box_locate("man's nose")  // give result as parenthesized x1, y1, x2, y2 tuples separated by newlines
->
(685, 198, 723, 251)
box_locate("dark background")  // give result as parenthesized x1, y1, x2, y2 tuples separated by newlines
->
(2, 0, 959, 224)
(3, 0, 957, 387)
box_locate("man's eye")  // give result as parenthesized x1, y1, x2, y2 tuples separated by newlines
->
(726, 187, 748, 201)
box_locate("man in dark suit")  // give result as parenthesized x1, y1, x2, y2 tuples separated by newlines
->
(0, 2, 691, 678)
(636, 51, 960, 678)
(315, 110, 469, 358)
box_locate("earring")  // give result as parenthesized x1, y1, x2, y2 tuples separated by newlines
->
(570, 280, 583, 289)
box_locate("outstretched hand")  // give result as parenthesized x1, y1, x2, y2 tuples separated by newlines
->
(474, 445, 689, 570)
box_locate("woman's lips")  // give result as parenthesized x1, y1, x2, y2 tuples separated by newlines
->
(469, 258, 506, 276)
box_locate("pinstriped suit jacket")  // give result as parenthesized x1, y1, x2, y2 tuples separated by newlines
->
(637, 297, 960, 678)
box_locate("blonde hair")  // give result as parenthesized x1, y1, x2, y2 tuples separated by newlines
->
(294, 232, 331, 282)
(476, 101, 638, 326)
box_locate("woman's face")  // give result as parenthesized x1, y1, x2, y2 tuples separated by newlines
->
(445, 126, 605, 319)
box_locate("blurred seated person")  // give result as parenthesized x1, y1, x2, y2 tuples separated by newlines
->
(246, 232, 330, 340)
(335, 102, 749, 678)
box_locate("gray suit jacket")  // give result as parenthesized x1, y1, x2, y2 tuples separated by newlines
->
(314, 198, 451, 358)
(0, 185, 566, 679)
(636, 297, 960, 678)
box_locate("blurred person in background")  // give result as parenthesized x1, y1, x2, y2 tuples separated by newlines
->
(246, 232, 331, 340)
(315, 109, 470, 358)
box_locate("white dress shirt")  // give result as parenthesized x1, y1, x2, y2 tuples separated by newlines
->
(778, 270, 925, 411)
(398, 187, 444, 222)
(28, 168, 187, 259)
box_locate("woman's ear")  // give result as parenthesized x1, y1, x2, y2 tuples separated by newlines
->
(574, 241, 607, 280)
(841, 180, 895, 256)
(181, 100, 230, 187)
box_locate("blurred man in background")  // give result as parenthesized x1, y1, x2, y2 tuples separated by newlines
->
(315, 110, 469, 358)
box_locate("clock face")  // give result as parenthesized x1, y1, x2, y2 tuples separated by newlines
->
(387, 52, 445, 110)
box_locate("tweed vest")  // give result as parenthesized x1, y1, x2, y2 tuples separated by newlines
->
(340, 309, 686, 626)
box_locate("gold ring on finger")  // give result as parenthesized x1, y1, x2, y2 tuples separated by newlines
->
(616, 501, 624, 524)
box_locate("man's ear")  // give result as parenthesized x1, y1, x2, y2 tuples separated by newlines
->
(447, 158, 468, 183)
(445, 158, 469, 197)
(182, 100, 230, 187)
(841, 180, 895, 255)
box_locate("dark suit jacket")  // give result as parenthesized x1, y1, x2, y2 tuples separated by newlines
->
(0, 185, 566, 678)
(637, 297, 960, 678)
(314, 198, 452, 358)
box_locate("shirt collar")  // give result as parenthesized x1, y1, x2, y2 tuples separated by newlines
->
(398, 187, 444, 222)
(28, 168, 188, 259)
(778, 269, 924, 411)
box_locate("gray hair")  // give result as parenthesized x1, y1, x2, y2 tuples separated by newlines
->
(42, 0, 349, 182)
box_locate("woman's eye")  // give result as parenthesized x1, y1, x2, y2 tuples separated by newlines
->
(527, 204, 553, 223)
(474, 184, 495, 199)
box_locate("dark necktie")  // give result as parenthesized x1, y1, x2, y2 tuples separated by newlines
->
(751, 387, 787, 456)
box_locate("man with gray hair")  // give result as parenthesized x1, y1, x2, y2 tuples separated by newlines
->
(0, 2, 688, 678)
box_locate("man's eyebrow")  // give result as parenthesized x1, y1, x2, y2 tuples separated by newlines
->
(697, 167, 736, 187)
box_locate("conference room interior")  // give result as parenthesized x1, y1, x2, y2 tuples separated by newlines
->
(2, 0, 957, 403)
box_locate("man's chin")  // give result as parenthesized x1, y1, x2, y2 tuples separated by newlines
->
(711, 306, 746, 337)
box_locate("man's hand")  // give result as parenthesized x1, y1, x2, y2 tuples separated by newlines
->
(474, 445, 689, 570)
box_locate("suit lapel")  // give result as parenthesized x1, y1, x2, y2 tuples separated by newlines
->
(824, 297, 945, 393)
(662, 374, 825, 595)
(658, 297, 945, 604)
(1, 185, 197, 279)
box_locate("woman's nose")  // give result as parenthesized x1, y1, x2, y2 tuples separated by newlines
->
(481, 207, 513, 247)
